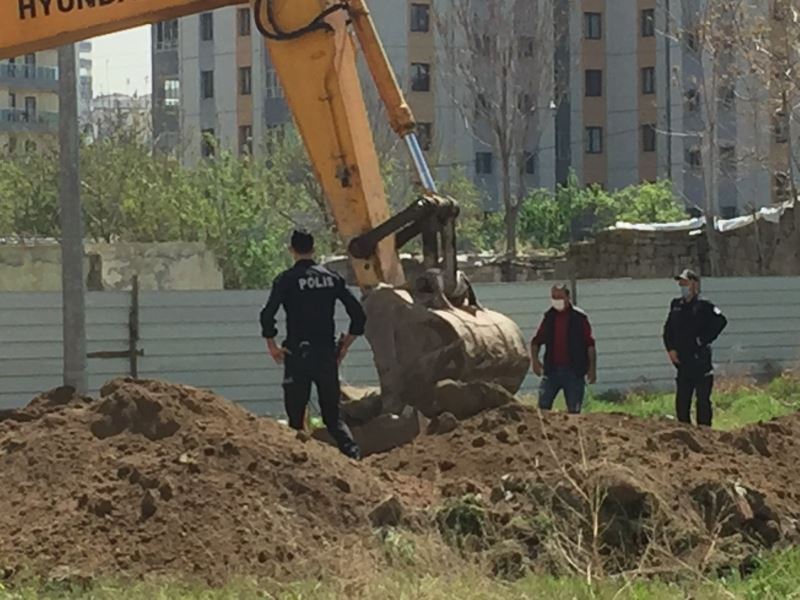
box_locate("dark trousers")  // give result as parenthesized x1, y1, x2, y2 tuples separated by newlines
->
(675, 369, 714, 426)
(282, 347, 360, 459)
(539, 366, 586, 414)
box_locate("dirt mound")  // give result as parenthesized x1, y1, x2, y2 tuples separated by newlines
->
(0, 379, 414, 584)
(370, 405, 800, 576)
(4, 379, 800, 584)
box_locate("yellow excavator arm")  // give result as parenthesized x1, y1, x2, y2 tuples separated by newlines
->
(0, 0, 531, 452)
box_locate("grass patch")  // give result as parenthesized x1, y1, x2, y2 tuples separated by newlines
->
(4, 548, 800, 598)
(521, 372, 800, 430)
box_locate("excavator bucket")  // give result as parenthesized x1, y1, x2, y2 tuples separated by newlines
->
(363, 287, 531, 417)
(313, 285, 531, 457)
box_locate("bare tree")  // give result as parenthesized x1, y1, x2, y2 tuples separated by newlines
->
(748, 0, 800, 229)
(666, 0, 758, 274)
(435, 0, 555, 257)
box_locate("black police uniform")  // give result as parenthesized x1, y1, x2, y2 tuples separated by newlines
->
(662, 295, 727, 426)
(260, 259, 366, 459)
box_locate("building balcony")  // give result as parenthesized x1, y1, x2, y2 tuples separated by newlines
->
(0, 109, 58, 133)
(0, 64, 59, 91)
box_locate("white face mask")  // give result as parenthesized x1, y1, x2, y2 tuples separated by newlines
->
(551, 299, 566, 311)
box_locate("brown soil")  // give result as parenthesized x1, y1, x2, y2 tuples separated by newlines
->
(2, 380, 800, 584)
(0, 380, 422, 584)
(371, 403, 800, 575)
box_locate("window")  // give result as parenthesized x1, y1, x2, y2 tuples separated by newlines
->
(585, 126, 603, 154)
(239, 125, 253, 155)
(584, 12, 602, 39)
(22, 54, 35, 78)
(719, 83, 735, 108)
(239, 67, 252, 96)
(775, 171, 790, 200)
(411, 62, 431, 92)
(641, 67, 655, 95)
(685, 31, 698, 52)
(642, 124, 656, 152)
(265, 67, 283, 99)
(517, 93, 532, 113)
(641, 9, 655, 37)
(410, 3, 430, 32)
(476, 33, 495, 57)
(265, 124, 286, 154)
(719, 144, 736, 170)
(24, 96, 36, 120)
(585, 69, 602, 97)
(24, 140, 36, 153)
(8, 92, 15, 109)
(164, 79, 180, 107)
(474, 93, 488, 118)
(201, 70, 214, 99)
(7, 135, 16, 153)
(518, 36, 535, 58)
(416, 122, 433, 151)
(686, 147, 702, 168)
(238, 8, 251, 36)
(201, 128, 215, 158)
(475, 151, 493, 175)
(773, 111, 789, 143)
(685, 88, 700, 111)
(156, 20, 178, 49)
(523, 151, 536, 175)
(200, 13, 213, 41)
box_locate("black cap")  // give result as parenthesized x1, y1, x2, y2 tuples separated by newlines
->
(674, 268, 700, 282)
(290, 230, 314, 254)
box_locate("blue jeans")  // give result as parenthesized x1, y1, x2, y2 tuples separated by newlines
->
(538, 367, 586, 414)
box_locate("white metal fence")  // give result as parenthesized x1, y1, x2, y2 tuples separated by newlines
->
(2, 277, 799, 414)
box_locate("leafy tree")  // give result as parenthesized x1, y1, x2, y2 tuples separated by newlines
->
(518, 175, 687, 249)
(0, 146, 59, 240)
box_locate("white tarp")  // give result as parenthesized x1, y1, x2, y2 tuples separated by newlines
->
(610, 200, 793, 233)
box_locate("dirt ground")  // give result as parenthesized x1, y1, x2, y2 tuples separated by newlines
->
(1, 379, 799, 584)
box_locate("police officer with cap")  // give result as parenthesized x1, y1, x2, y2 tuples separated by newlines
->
(662, 268, 727, 427)
(260, 230, 364, 459)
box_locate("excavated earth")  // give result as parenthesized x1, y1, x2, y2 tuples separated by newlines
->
(1, 379, 800, 584)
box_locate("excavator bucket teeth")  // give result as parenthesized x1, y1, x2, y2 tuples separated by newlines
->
(363, 287, 531, 417)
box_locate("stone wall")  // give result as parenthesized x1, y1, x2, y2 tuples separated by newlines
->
(566, 206, 800, 279)
(0, 242, 224, 292)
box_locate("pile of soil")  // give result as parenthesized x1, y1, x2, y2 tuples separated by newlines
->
(0, 379, 419, 584)
(371, 403, 800, 576)
(3, 379, 800, 584)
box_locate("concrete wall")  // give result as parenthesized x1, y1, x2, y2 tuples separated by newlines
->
(567, 206, 800, 279)
(2, 277, 799, 414)
(0, 243, 223, 292)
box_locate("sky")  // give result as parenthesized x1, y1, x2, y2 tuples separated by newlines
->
(90, 27, 152, 97)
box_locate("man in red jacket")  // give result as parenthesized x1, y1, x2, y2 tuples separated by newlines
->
(530, 284, 597, 414)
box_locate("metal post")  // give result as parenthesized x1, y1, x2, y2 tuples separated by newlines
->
(128, 276, 140, 378)
(58, 44, 88, 394)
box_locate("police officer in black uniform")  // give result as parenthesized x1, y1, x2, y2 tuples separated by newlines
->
(662, 268, 728, 427)
(260, 230, 365, 459)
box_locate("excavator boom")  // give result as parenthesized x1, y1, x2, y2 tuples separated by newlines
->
(0, 0, 244, 59)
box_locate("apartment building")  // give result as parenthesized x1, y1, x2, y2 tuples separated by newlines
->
(78, 41, 93, 129)
(151, 1, 787, 216)
(0, 49, 59, 153)
(149, 1, 553, 207)
(151, 6, 280, 162)
(564, 0, 786, 216)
